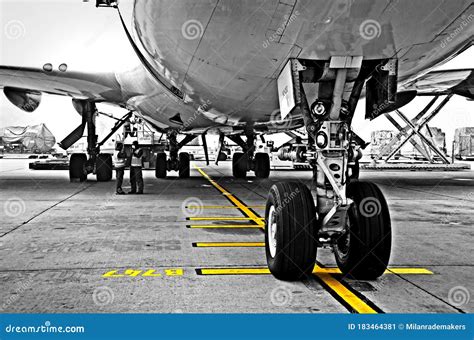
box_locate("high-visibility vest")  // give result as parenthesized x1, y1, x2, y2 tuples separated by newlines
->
(114, 151, 126, 168)
(131, 149, 143, 167)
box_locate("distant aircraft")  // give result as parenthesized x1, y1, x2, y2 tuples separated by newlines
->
(1, 0, 473, 281)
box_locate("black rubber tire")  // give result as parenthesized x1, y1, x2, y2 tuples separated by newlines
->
(155, 152, 167, 179)
(179, 152, 190, 178)
(96, 153, 113, 182)
(255, 153, 270, 179)
(265, 182, 318, 280)
(69, 153, 87, 182)
(232, 152, 248, 179)
(333, 181, 392, 280)
(217, 152, 227, 162)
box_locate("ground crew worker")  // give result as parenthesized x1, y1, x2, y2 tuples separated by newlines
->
(129, 141, 144, 194)
(114, 142, 127, 195)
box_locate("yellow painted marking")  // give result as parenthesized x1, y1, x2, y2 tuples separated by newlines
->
(187, 205, 266, 209)
(201, 268, 271, 275)
(102, 270, 124, 278)
(142, 270, 162, 277)
(195, 242, 265, 247)
(123, 269, 142, 277)
(386, 268, 433, 275)
(194, 166, 265, 227)
(164, 268, 184, 276)
(189, 217, 263, 221)
(315, 266, 378, 314)
(198, 267, 433, 275)
(188, 225, 262, 229)
(103, 268, 184, 278)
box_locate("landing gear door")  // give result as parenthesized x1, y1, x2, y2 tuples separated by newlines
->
(277, 60, 297, 120)
(366, 59, 398, 120)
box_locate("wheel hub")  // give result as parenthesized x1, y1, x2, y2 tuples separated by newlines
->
(267, 205, 277, 258)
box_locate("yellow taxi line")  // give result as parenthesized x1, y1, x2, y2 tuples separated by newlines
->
(188, 217, 263, 221)
(194, 166, 265, 227)
(187, 225, 262, 229)
(315, 269, 378, 314)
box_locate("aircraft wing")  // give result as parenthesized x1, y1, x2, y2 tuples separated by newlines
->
(403, 69, 474, 99)
(0, 65, 127, 104)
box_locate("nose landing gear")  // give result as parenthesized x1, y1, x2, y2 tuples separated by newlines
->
(265, 58, 393, 280)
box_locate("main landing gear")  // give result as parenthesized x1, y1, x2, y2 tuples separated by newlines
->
(60, 101, 133, 183)
(228, 134, 270, 179)
(155, 131, 193, 179)
(266, 57, 393, 280)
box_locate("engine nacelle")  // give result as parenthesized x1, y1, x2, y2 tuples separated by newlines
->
(3, 87, 42, 112)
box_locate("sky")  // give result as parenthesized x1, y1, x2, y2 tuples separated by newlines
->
(0, 0, 473, 151)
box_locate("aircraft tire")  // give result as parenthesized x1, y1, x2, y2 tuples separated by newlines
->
(333, 181, 391, 280)
(155, 152, 167, 179)
(232, 152, 247, 179)
(70, 153, 87, 182)
(265, 182, 318, 280)
(254, 153, 270, 179)
(217, 152, 227, 162)
(179, 152, 190, 178)
(96, 153, 113, 182)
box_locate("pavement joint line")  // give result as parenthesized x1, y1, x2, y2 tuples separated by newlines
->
(0, 184, 93, 238)
(194, 166, 265, 227)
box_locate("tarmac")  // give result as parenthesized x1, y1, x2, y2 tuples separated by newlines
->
(0, 159, 472, 313)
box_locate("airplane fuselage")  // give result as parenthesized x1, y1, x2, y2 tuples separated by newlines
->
(114, 0, 473, 133)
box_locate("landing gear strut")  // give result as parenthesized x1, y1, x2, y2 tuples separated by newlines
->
(265, 57, 393, 280)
